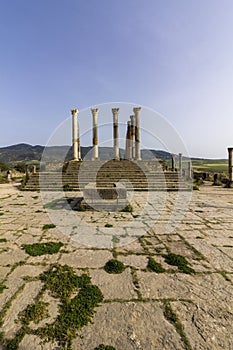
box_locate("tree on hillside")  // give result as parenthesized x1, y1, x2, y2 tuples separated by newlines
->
(14, 162, 26, 173)
(0, 161, 9, 171)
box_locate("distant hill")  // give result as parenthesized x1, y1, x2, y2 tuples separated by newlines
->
(0, 143, 172, 164)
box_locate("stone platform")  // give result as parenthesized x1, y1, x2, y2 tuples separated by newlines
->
(0, 182, 232, 349)
(23, 159, 191, 191)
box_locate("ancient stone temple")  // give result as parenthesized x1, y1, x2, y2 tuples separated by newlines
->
(70, 106, 142, 162)
(22, 106, 192, 193)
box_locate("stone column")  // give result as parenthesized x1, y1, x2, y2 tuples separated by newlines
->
(33, 165, 37, 174)
(77, 122, 81, 160)
(125, 121, 131, 160)
(130, 115, 136, 160)
(25, 165, 30, 181)
(171, 154, 175, 172)
(133, 107, 141, 160)
(112, 108, 120, 160)
(228, 147, 233, 184)
(71, 109, 79, 160)
(91, 108, 99, 160)
(187, 161, 192, 180)
(178, 153, 182, 174)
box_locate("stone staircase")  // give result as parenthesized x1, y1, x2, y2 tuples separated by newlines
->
(22, 160, 191, 191)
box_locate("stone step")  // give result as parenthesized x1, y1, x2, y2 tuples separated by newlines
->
(23, 160, 191, 192)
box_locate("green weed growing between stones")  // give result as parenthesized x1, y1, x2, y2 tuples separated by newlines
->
(163, 253, 195, 274)
(42, 223, 56, 230)
(147, 257, 165, 273)
(163, 302, 191, 350)
(19, 301, 49, 325)
(23, 242, 63, 256)
(5, 265, 104, 350)
(0, 283, 7, 293)
(121, 204, 133, 212)
(105, 223, 113, 228)
(94, 345, 116, 350)
(37, 264, 104, 349)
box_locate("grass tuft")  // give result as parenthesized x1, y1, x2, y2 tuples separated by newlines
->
(19, 301, 49, 325)
(105, 223, 113, 228)
(42, 223, 56, 230)
(147, 257, 165, 273)
(121, 204, 133, 212)
(0, 283, 7, 293)
(104, 259, 125, 274)
(23, 242, 63, 256)
(163, 302, 192, 350)
(164, 253, 195, 274)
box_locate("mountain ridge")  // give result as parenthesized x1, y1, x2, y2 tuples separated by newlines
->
(0, 143, 227, 164)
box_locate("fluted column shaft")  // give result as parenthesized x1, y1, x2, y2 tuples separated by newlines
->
(125, 121, 131, 160)
(71, 109, 79, 160)
(91, 108, 99, 160)
(228, 148, 233, 184)
(112, 108, 120, 160)
(130, 115, 136, 160)
(134, 107, 141, 160)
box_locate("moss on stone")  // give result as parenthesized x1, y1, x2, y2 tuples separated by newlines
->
(147, 257, 165, 273)
(23, 242, 63, 256)
(104, 259, 125, 274)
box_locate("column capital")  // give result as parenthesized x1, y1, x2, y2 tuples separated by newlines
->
(91, 108, 99, 115)
(71, 109, 78, 116)
(130, 115, 135, 124)
(112, 108, 119, 114)
(133, 107, 141, 114)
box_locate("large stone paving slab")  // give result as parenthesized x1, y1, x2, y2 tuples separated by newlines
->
(172, 301, 233, 350)
(73, 302, 185, 350)
(90, 268, 137, 300)
(137, 271, 233, 302)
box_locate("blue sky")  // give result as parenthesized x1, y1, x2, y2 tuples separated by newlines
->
(1, 0, 233, 158)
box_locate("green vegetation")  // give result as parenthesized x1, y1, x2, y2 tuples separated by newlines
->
(147, 257, 165, 273)
(104, 259, 125, 274)
(0, 238, 7, 243)
(63, 184, 73, 191)
(192, 158, 228, 173)
(19, 301, 49, 324)
(105, 223, 113, 228)
(94, 345, 116, 350)
(0, 283, 7, 293)
(38, 264, 104, 348)
(4, 264, 104, 350)
(163, 253, 195, 274)
(0, 161, 9, 172)
(163, 302, 191, 350)
(42, 223, 56, 230)
(20, 176, 27, 189)
(23, 242, 63, 256)
(0, 212, 4, 216)
(6, 328, 25, 350)
(121, 204, 133, 212)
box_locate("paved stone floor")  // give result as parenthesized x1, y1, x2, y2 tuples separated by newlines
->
(0, 182, 233, 349)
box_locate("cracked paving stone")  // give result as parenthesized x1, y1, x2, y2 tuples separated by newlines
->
(74, 302, 185, 350)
